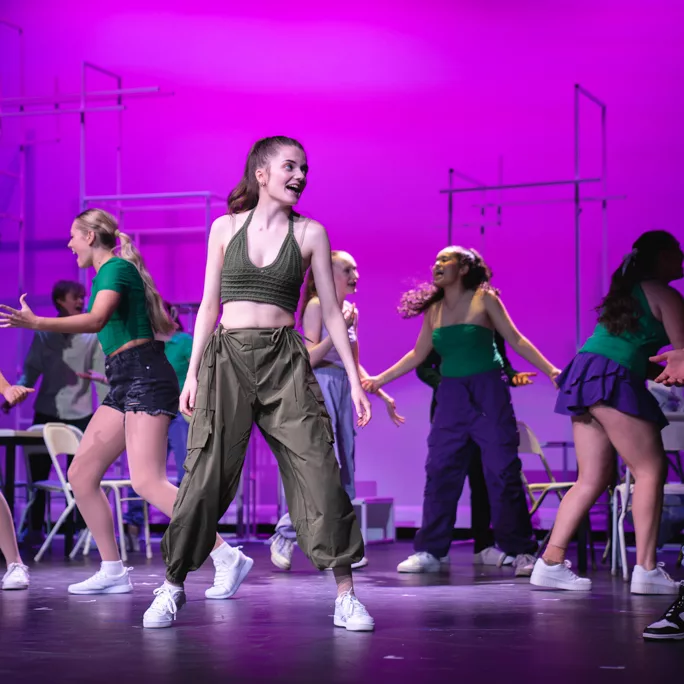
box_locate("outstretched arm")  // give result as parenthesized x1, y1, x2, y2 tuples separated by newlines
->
(0, 292, 119, 334)
(308, 222, 371, 426)
(363, 312, 435, 391)
(484, 291, 559, 381)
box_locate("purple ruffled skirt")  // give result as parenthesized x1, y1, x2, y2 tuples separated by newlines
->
(554, 352, 668, 429)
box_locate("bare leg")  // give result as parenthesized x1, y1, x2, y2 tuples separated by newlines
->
(68, 406, 127, 561)
(125, 412, 225, 555)
(0, 491, 22, 566)
(589, 406, 666, 570)
(333, 566, 354, 596)
(544, 414, 614, 563)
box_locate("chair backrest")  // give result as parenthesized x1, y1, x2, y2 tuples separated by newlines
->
(517, 421, 559, 485)
(41, 423, 83, 500)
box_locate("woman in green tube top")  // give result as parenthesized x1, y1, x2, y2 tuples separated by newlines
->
(364, 246, 559, 577)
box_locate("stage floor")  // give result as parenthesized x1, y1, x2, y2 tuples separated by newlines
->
(0, 541, 681, 683)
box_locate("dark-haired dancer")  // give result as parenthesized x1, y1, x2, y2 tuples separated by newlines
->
(364, 247, 559, 577)
(15, 279, 107, 545)
(0, 369, 33, 590)
(532, 230, 684, 596)
(416, 335, 535, 567)
(0, 210, 230, 596)
(270, 250, 404, 571)
(147, 136, 374, 631)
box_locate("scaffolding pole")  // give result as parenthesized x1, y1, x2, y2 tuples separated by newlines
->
(441, 85, 618, 351)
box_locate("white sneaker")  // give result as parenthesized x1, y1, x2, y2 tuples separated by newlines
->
(474, 547, 508, 567)
(352, 556, 369, 570)
(143, 584, 186, 629)
(631, 563, 682, 595)
(2, 563, 29, 590)
(397, 552, 441, 573)
(68, 567, 133, 595)
(269, 534, 294, 571)
(334, 591, 375, 631)
(530, 558, 592, 591)
(205, 547, 254, 599)
(512, 553, 537, 578)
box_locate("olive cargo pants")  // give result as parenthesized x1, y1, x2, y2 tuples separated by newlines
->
(161, 326, 364, 584)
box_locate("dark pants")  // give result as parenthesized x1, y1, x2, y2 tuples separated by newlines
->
(28, 412, 92, 532)
(161, 327, 363, 584)
(430, 400, 494, 554)
(415, 370, 537, 558)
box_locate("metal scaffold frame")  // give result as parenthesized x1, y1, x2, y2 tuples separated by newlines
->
(0, 21, 261, 541)
(441, 84, 625, 349)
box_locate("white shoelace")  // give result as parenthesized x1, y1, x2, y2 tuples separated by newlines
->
(3, 562, 28, 582)
(413, 552, 437, 563)
(339, 592, 369, 617)
(149, 586, 180, 619)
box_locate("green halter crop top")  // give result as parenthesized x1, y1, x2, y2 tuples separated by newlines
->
(432, 324, 504, 378)
(220, 209, 303, 314)
(580, 284, 669, 378)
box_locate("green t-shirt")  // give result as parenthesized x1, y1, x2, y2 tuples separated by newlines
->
(164, 332, 193, 389)
(88, 257, 153, 355)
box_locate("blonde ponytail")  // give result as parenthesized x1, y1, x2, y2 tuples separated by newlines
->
(116, 231, 175, 336)
(74, 208, 175, 336)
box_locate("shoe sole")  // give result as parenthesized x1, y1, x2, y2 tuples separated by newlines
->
(352, 558, 369, 570)
(2, 583, 29, 591)
(333, 617, 375, 631)
(631, 584, 682, 595)
(530, 575, 592, 591)
(68, 583, 133, 595)
(205, 556, 254, 600)
(643, 631, 684, 641)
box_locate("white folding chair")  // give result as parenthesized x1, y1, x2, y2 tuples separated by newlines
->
(37, 423, 152, 562)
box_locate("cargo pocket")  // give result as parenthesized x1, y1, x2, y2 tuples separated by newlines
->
(183, 412, 213, 475)
(306, 381, 335, 445)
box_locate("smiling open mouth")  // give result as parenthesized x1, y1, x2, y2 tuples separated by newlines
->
(285, 184, 302, 196)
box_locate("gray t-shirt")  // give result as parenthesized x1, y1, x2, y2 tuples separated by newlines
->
(18, 331, 108, 419)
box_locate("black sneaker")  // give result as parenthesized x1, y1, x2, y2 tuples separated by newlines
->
(643, 585, 684, 641)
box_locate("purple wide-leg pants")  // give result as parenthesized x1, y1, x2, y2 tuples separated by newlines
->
(414, 369, 537, 559)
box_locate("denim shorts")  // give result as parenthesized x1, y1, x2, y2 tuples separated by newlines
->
(103, 340, 180, 418)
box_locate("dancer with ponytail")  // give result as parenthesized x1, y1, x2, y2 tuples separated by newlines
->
(0, 370, 33, 590)
(0, 210, 234, 597)
(416, 330, 535, 568)
(531, 230, 684, 597)
(364, 246, 559, 577)
(147, 136, 374, 631)
(270, 250, 404, 571)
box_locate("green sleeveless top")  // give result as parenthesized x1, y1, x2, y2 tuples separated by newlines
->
(220, 209, 303, 314)
(580, 284, 669, 378)
(432, 324, 504, 378)
(88, 257, 153, 356)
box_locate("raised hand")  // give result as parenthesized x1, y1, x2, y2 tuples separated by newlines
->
(0, 294, 39, 330)
(2, 385, 34, 407)
(650, 350, 684, 386)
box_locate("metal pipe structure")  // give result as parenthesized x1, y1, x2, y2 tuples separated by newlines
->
(574, 83, 608, 347)
(0, 106, 126, 118)
(440, 177, 600, 195)
(0, 20, 27, 429)
(0, 86, 166, 105)
(442, 84, 616, 354)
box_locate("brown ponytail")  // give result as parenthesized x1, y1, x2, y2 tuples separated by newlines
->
(228, 136, 305, 214)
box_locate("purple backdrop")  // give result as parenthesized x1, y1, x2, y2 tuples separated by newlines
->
(1, 0, 683, 528)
